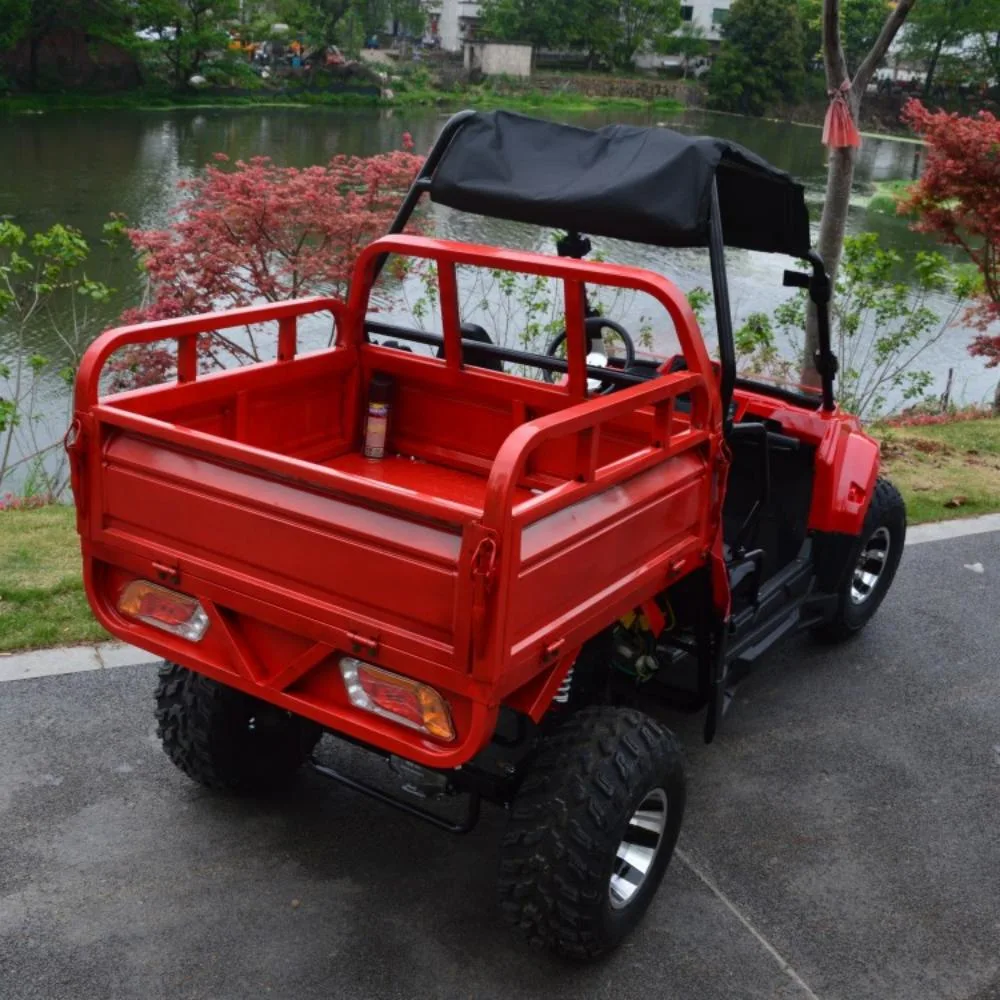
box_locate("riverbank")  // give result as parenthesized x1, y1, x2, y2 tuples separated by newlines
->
(2, 417, 997, 653)
(0, 82, 686, 116)
(0, 74, 922, 136)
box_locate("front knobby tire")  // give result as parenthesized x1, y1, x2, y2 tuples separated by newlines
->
(813, 477, 906, 643)
(499, 706, 686, 960)
(155, 662, 322, 794)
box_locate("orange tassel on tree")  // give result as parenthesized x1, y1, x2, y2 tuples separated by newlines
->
(822, 81, 862, 149)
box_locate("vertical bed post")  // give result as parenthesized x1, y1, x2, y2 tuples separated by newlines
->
(708, 181, 736, 433)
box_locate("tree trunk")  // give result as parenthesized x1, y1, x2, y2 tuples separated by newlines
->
(800, 0, 915, 385)
(922, 36, 944, 97)
(28, 35, 40, 91)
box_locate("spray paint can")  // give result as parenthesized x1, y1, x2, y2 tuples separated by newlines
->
(363, 374, 393, 459)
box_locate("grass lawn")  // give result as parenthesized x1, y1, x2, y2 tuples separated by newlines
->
(0, 505, 107, 652)
(0, 419, 997, 653)
(874, 418, 1000, 524)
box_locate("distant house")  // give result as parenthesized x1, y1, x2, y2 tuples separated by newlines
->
(679, 0, 731, 41)
(423, 0, 482, 53)
(634, 0, 729, 72)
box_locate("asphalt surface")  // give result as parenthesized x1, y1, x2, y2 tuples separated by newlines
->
(2, 531, 999, 1000)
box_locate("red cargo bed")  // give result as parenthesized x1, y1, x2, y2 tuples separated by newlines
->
(69, 236, 721, 767)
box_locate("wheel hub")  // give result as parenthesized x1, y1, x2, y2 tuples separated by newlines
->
(609, 788, 668, 909)
(850, 525, 891, 605)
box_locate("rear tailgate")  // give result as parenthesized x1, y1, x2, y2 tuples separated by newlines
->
(70, 299, 496, 768)
(76, 414, 496, 769)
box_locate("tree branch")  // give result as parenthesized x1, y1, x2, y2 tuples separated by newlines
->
(853, 0, 917, 96)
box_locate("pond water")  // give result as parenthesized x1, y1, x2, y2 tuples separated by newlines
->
(0, 104, 988, 493)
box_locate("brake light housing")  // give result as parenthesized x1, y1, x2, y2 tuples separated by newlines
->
(340, 657, 455, 742)
(117, 580, 210, 642)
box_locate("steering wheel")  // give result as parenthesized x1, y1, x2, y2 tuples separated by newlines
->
(543, 316, 637, 394)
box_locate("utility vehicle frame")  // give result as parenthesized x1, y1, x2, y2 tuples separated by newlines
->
(69, 110, 906, 959)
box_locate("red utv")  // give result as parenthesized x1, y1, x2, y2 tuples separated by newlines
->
(68, 111, 905, 959)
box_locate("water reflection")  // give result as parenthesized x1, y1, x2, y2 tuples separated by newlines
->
(0, 105, 987, 493)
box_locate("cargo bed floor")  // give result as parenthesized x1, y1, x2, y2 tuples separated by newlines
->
(323, 452, 539, 511)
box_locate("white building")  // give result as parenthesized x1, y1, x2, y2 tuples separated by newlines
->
(423, 0, 482, 53)
(680, 0, 731, 42)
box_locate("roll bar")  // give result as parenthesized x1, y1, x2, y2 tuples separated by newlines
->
(381, 111, 837, 417)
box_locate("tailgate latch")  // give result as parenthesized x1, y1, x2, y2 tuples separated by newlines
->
(347, 630, 379, 657)
(153, 561, 180, 586)
(470, 535, 498, 656)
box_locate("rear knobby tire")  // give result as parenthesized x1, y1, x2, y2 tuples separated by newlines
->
(154, 662, 322, 794)
(813, 477, 906, 643)
(499, 706, 685, 960)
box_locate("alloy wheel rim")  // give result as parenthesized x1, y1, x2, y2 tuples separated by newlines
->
(850, 526, 891, 605)
(609, 788, 668, 909)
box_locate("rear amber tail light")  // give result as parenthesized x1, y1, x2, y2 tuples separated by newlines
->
(118, 580, 210, 642)
(340, 657, 455, 742)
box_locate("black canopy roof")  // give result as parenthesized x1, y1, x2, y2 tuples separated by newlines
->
(429, 111, 812, 258)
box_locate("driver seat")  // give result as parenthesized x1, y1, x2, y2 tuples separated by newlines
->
(435, 323, 504, 373)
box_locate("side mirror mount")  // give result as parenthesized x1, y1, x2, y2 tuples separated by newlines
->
(784, 252, 837, 412)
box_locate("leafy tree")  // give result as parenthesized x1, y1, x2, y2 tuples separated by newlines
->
(479, 0, 680, 67)
(136, 0, 239, 88)
(662, 22, 709, 77)
(0, 0, 135, 89)
(708, 0, 806, 114)
(478, 0, 572, 50)
(275, 0, 424, 48)
(798, 0, 889, 74)
(900, 0, 994, 95)
(122, 146, 423, 372)
(0, 220, 118, 496)
(901, 101, 1000, 369)
(738, 233, 976, 418)
(616, 0, 682, 66)
(564, 0, 622, 68)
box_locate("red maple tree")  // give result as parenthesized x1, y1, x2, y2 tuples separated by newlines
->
(901, 100, 1000, 366)
(113, 141, 423, 383)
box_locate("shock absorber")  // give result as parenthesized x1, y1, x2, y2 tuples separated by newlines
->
(553, 667, 575, 705)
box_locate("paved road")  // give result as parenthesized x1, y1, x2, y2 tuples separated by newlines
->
(2, 531, 998, 1000)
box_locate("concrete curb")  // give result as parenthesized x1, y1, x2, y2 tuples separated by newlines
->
(0, 642, 158, 684)
(905, 512, 1000, 546)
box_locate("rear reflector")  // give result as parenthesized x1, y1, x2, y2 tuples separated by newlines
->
(118, 580, 210, 642)
(340, 657, 455, 742)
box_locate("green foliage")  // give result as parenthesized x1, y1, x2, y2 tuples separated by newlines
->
(617, 0, 682, 64)
(135, 0, 240, 89)
(901, 0, 1000, 93)
(866, 179, 916, 217)
(0, 0, 139, 88)
(0, 222, 116, 497)
(478, 0, 680, 67)
(686, 287, 711, 325)
(740, 233, 974, 419)
(398, 232, 659, 368)
(708, 0, 806, 114)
